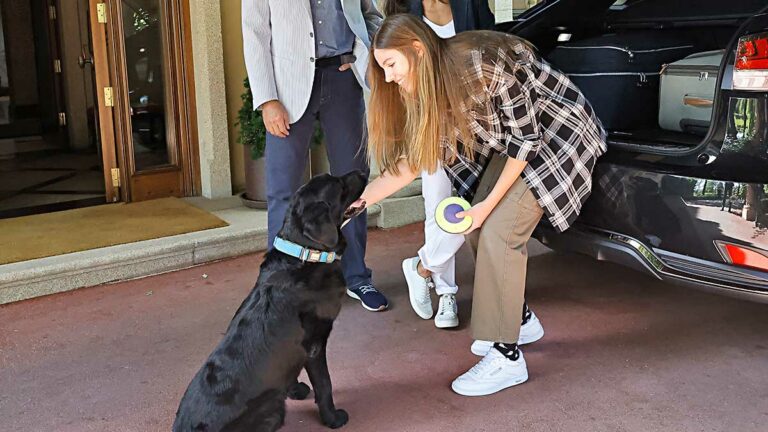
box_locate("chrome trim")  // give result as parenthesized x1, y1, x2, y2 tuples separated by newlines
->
(567, 71, 661, 77)
(584, 227, 768, 291)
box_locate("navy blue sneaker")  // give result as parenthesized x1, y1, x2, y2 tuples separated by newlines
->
(346, 284, 388, 311)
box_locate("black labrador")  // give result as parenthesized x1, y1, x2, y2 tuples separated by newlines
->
(173, 171, 367, 432)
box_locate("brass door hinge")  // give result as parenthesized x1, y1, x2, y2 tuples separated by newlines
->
(111, 168, 121, 188)
(104, 87, 114, 107)
(96, 3, 107, 23)
(54, 59, 62, 73)
(58, 112, 67, 126)
(49, 5, 57, 20)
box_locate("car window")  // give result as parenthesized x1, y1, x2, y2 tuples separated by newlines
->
(516, 0, 544, 13)
(495, 0, 546, 23)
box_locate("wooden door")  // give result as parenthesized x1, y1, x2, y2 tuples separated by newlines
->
(88, 0, 121, 202)
(101, 0, 196, 202)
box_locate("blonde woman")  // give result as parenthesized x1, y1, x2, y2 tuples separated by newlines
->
(379, 1, 495, 331)
(382, 0, 547, 354)
(354, 14, 606, 396)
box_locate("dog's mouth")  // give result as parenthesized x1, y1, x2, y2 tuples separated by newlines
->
(338, 171, 367, 228)
(343, 199, 366, 219)
(340, 199, 366, 228)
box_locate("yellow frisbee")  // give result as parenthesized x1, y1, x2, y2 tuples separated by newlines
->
(435, 197, 472, 234)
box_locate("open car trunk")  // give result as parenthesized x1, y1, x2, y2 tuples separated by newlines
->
(532, 0, 767, 152)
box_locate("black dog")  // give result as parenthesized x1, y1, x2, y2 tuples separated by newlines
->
(173, 171, 367, 432)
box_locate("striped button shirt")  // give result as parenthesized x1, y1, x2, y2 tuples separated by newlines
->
(443, 38, 608, 232)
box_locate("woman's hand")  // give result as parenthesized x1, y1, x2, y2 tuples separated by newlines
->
(341, 199, 367, 228)
(456, 157, 529, 234)
(345, 199, 367, 217)
(358, 159, 418, 208)
(456, 200, 494, 234)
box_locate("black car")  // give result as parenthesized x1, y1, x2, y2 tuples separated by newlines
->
(504, 0, 768, 302)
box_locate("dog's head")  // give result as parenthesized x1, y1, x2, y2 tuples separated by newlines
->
(280, 171, 367, 252)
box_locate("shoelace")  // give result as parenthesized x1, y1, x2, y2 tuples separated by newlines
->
(418, 276, 433, 303)
(438, 294, 455, 315)
(467, 352, 501, 377)
(357, 284, 378, 295)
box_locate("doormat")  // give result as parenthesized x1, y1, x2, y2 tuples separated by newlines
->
(0, 197, 229, 265)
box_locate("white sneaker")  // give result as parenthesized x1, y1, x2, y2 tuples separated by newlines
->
(402, 257, 434, 319)
(470, 311, 544, 356)
(451, 348, 528, 396)
(519, 311, 545, 345)
(470, 340, 493, 357)
(434, 294, 459, 328)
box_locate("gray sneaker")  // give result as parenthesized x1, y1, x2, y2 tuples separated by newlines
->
(402, 257, 434, 319)
(435, 294, 459, 328)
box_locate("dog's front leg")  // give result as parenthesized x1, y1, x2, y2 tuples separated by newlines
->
(306, 342, 348, 429)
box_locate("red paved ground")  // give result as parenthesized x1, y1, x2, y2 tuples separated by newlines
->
(2, 224, 767, 431)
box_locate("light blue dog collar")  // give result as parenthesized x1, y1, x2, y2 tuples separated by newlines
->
(273, 236, 341, 263)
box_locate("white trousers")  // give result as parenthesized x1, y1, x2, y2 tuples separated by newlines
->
(417, 164, 465, 295)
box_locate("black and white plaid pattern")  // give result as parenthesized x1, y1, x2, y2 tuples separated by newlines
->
(598, 165, 627, 211)
(443, 39, 608, 232)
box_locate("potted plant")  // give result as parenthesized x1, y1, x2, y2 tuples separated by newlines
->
(237, 78, 325, 209)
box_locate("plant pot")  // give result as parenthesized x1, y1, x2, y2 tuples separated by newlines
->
(310, 140, 330, 176)
(241, 145, 314, 210)
(243, 145, 268, 207)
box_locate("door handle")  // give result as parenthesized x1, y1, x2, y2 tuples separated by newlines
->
(78, 55, 94, 68)
(78, 45, 94, 69)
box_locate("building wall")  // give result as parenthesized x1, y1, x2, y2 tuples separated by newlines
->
(189, 0, 232, 199)
(220, 1, 246, 194)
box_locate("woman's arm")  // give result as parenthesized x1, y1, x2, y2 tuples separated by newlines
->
(479, 157, 527, 211)
(359, 159, 419, 208)
(344, 159, 418, 223)
(457, 156, 527, 233)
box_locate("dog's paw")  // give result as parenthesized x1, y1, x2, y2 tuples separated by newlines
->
(287, 382, 311, 400)
(324, 409, 348, 429)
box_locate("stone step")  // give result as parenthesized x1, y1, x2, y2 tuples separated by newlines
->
(0, 195, 410, 305)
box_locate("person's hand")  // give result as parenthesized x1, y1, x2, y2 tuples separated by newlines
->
(338, 63, 353, 72)
(341, 199, 367, 228)
(456, 200, 494, 234)
(345, 199, 367, 218)
(261, 100, 290, 138)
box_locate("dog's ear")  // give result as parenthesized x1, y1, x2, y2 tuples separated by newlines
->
(301, 202, 339, 248)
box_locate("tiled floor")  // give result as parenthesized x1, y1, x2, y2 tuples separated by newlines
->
(0, 141, 104, 217)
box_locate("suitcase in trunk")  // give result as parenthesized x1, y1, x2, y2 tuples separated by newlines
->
(547, 33, 698, 130)
(658, 50, 725, 134)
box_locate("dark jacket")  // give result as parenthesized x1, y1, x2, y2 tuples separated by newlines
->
(407, 0, 496, 33)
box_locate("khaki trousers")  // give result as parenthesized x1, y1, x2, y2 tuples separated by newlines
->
(466, 156, 544, 344)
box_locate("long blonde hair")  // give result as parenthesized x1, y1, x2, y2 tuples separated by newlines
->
(367, 14, 533, 175)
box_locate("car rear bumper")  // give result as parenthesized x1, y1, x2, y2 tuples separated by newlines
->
(535, 224, 768, 303)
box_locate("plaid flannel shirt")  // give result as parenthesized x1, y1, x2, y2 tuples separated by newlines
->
(443, 39, 608, 232)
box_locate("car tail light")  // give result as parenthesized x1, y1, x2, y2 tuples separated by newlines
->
(733, 32, 768, 91)
(716, 241, 768, 272)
